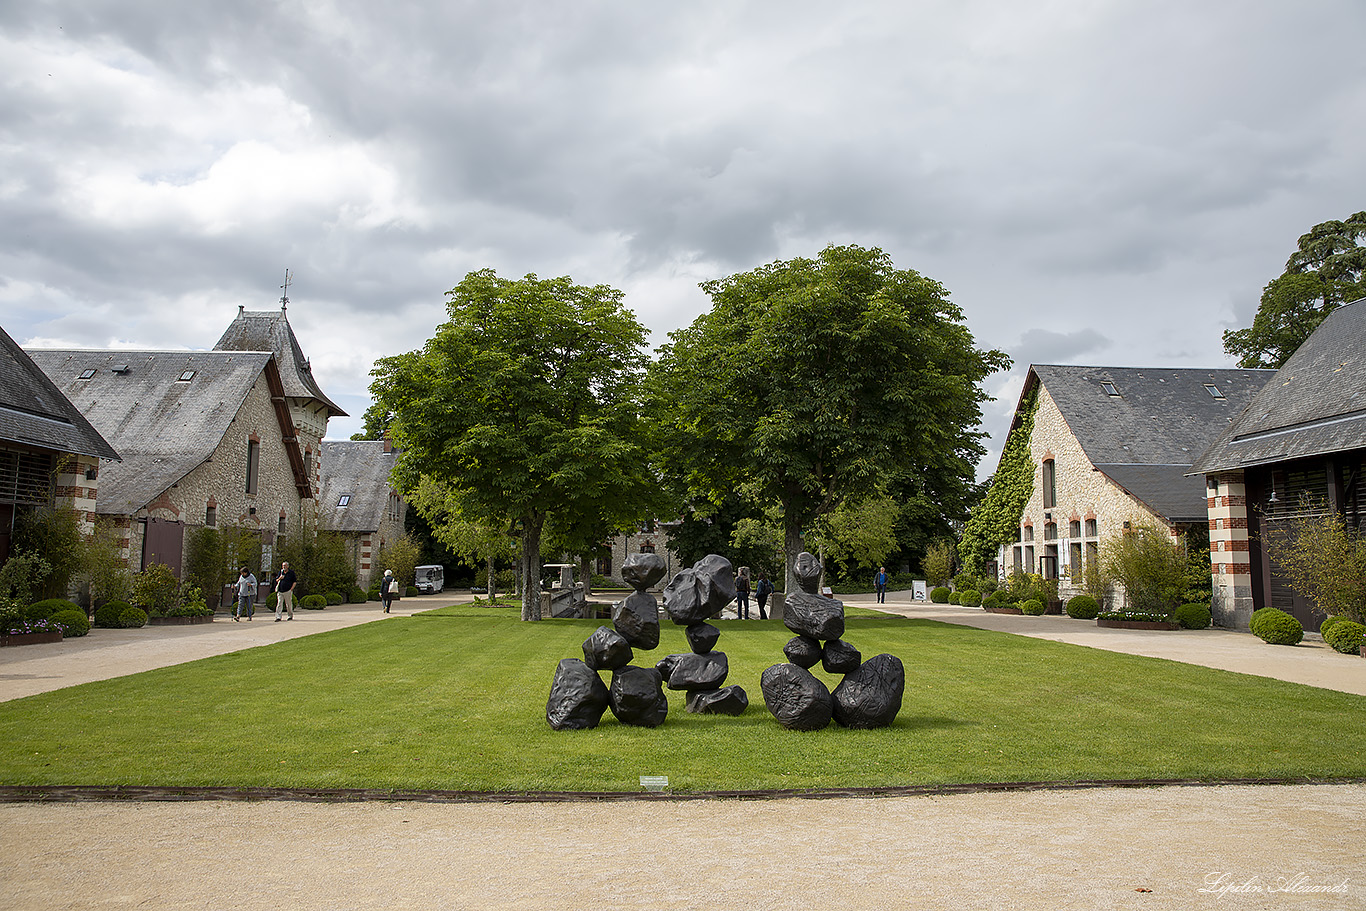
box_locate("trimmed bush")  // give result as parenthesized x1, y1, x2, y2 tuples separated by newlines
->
(947, 591, 961, 605)
(1175, 603, 1212, 630)
(300, 594, 327, 610)
(25, 599, 81, 621)
(266, 592, 278, 610)
(1253, 608, 1303, 645)
(1066, 595, 1100, 620)
(1323, 620, 1364, 655)
(94, 600, 134, 629)
(958, 589, 982, 607)
(1249, 607, 1279, 640)
(985, 589, 1012, 607)
(118, 606, 148, 629)
(49, 608, 90, 638)
(325, 591, 344, 606)
(930, 586, 950, 604)
(1320, 616, 1346, 637)
(349, 587, 368, 604)
(405, 586, 418, 598)
(1021, 599, 1046, 615)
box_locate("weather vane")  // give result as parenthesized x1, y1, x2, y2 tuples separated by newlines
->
(279, 268, 292, 310)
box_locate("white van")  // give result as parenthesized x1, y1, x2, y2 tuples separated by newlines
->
(414, 565, 444, 594)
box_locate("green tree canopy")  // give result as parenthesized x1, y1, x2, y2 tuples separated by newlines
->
(369, 269, 655, 619)
(650, 244, 1009, 593)
(1224, 212, 1366, 368)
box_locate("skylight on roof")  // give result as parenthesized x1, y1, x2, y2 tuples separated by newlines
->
(1204, 383, 1225, 398)
(177, 370, 196, 382)
(78, 369, 96, 380)
(338, 494, 351, 507)
(1100, 381, 1119, 397)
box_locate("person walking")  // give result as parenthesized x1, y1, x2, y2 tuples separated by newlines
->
(273, 561, 297, 621)
(735, 566, 751, 619)
(380, 569, 396, 613)
(874, 566, 889, 604)
(233, 566, 257, 621)
(755, 571, 773, 620)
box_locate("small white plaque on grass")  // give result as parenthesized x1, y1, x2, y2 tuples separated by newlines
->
(639, 776, 669, 791)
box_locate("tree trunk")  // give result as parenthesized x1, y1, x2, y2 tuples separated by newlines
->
(521, 514, 544, 621)
(485, 557, 496, 600)
(783, 515, 805, 596)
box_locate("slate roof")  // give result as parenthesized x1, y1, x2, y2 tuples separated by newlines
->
(1191, 299, 1366, 473)
(0, 326, 119, 461)
(214, 308, 347, 417)
(1027, 364, 1274, 521)
(316, 441, 397, 533)
(25, 349, 272, 515)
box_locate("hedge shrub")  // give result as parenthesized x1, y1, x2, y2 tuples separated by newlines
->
(349, 587, 369, 604)
(1320, 616, 1345, 637)
(1253, 608, 1303, 645)
(325, 591, 344, 606)
(930, 586, 950, 604)
(118, 606, 148, 629)
(49, 608, 90, 637)
(985, 589, 1012, 607)
(958, 589, 982, 607)
(947, 591, 961, 605)
(405, 586, 418, 598)
(266, 593, 278, 610)
(1021, 599, 1046, 615)
(300, 594, 327, 610)
(1323, 620, 1364, 655)
(1066, 595, 1100, 620)
(25, 599, 81, 621)
(1249, 607, 1278, 639)
(1175, 603, 1212, 630)
(94, 600, 134, 629)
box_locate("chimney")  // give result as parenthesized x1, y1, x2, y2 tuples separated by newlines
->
(383, 431, 392, 454)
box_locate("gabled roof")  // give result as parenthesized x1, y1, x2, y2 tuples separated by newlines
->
(1192, 298, 1366, 473)
(316, 440, 397, 533)
(1024, 364, 1273, 521)
(214, 308, 347, 417)
(0, 326, 119, 461)
(25, 349, 303, 514)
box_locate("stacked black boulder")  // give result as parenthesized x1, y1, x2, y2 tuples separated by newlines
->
(760, 552, 905, 731)
(657, 554, 748, 716)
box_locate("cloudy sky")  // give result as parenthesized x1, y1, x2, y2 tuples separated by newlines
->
(4, 1, 1365, 475)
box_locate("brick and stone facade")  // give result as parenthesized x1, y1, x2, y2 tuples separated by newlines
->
(1204, 473, 1254, 629)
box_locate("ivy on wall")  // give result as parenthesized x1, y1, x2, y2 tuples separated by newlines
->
(958, 384, 1039, 574)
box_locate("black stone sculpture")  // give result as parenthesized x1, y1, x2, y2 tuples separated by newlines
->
(685, 622, 720, 654)
(686, 685, 749, 715)
(782, 635, 822, 669)
(582, 625, 634, 671)
(621, 552, 668, 590)
(609, 665, 669, 727)
(657, 650, 729, 691)
(760, 662, 833, 731)
(546, 658, 610, 730)
(612, 552, 666, 649)
(821, 637, 861, 674)
(782, 551, 845, 641)
(831, 653, 905, 729)
(663, 554, 736, 625)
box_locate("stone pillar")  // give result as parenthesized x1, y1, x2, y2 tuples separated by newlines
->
(52, 454, 100, 537)
(1207, 472, 1254, 630)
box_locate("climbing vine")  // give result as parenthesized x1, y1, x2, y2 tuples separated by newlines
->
(958, 384, 1039, 574)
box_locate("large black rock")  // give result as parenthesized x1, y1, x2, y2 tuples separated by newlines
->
(656, 651, 728, 691)
(760, 663, 833, 731)
(546, 658, 610, 730)
(609, 665, 669, 728)
(783, 635, 822, 669)
(621, 552, 668, 591)
(612, 591, 660, 650)
(821, 637, 861, 674)
(686, 685, 749, 715)
(582, 625, 634, 671)
(685, 622, 720, 654)
(663, 554, 737, 625)
(832, 653, 905, 729)
(783, 591, 845, 641)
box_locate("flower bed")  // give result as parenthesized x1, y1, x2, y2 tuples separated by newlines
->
(1097, 617, 1180, 631)
(1, 630, 64, 647)
(147, 615, 214, 626)
(985, 606, 1023, 615)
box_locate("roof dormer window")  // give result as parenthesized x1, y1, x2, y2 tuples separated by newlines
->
(112, 364, 130, 375)
(1203, 383, 1225, 399)
(78, 369, 96, 380)
(1100, 381, 1119, 397)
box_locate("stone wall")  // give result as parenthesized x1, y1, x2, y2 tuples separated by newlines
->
(1207, 471, 1254, 629)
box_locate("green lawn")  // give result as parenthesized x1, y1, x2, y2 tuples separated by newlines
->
(1, 603, 1362, 793)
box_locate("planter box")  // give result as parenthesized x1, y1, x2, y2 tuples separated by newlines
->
(2, 631, 64, 647)
(1044, 600, 1063, 615)
(985, 606, 1023, 615)
(147, 615, 214, 626)
(1097, 618, 1180, 631)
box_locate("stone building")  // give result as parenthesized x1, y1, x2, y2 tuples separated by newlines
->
(1192, 298, 1366, 631)
(998, 364, 1272, 600)
(0, 325, 119, 562)
(316, 439, 405, 590)
(27, 348, 311, 577)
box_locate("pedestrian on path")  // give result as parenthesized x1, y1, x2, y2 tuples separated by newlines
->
(233, 567, 257, 621)
(874, 566, 888, 604)
(380, 569, 397, 613)
(755, 572, 773, 620)
(734, 566, 751, 619)
(273, 562, 297, 621)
